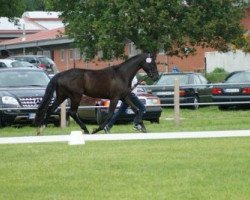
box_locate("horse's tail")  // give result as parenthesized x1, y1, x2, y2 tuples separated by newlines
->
(34, 74, 59, 127)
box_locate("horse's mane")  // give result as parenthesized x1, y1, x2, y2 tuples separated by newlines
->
(111, 54, 144, 69)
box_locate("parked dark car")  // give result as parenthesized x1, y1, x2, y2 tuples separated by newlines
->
(212, 70, 250, 110)
(148, 72, 212, 109)
(77, 86, 162, 124)
(0, 68, 60, 127)
(9, 55, 58, 75)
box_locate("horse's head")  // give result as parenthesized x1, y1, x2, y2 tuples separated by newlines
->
(140, 53, 159, 82)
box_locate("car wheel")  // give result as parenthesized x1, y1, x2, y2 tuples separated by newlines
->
(192, 96, 199, 110)
(96, 108, 106, 125)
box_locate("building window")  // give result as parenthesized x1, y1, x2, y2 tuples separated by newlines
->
(61, 49, 65, 61)
(37, 51, 43, 55)
(69, 49, 74, 60)
(158, 49, 165, 55)
(43, 50, 51, 58)
(75, 48, 81, 60)
(97, 50, 103, 59)
(128, 42, 141, 57)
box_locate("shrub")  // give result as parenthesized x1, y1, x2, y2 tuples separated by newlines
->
(206, 68, 229, 83)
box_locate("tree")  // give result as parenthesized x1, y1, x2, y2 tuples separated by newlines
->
(46, 0, 248, 60)
(0, 0, 25, 18)
(0, 0, 46, 19)
(24, 0, 46, 11)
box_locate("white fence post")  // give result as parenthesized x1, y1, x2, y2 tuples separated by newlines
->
(174, 78, 180, 126)
(60, 100, 67, 128)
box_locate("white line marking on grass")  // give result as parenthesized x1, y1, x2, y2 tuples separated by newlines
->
(0, 130, 249, 145)
(83, 130, 250, 141)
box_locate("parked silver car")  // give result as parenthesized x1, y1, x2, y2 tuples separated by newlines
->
(0, 59, 26, 68)
(9, 55, 58, 75)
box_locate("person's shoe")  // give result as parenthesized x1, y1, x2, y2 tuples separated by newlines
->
(133, 124, 147, 133)
(104, 126, 110, 134)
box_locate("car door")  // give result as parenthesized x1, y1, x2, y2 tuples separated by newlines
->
(197, 74, 212, 102)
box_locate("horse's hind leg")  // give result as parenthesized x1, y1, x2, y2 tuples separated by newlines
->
(44, 96, 67, 126)
(69, 95, 89, 134)
(36, 95, 66, 135)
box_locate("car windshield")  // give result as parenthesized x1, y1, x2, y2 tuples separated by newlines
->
(226, 72, 250, 83)
(0, 71, 50, 87)
(156, 74, 189, 85)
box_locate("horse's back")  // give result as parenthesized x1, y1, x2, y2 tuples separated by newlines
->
(56, 68, 125, 99)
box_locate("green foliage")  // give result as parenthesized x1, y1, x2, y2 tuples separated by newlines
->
(0, 0, 46, 19)
(206, 67, 229, 83)
(46, 0, 247, 60)
(24, 0, 46, 11)
(0, 0, 25, 18)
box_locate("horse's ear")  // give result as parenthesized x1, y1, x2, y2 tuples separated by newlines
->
(147, 52, 157, 59)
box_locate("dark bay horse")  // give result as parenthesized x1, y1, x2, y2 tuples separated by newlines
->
(34, 53, 159, 135)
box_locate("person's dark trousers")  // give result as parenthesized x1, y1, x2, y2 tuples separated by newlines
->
(130, 93, 146, 126)
(106, 93, 146, 130)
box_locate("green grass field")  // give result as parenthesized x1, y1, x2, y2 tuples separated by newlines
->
(0, 107, 250, 200)
(1, 106, 250, 136)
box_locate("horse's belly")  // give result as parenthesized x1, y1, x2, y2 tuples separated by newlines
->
(84, 90, 110, 99)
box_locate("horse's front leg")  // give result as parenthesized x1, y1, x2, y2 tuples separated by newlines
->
(92, 99, 118, 134)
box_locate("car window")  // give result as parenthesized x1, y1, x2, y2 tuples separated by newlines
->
(193, 75, 201, 84)
(226, 72, 250, 83)
(0, 71, 50, 87)
(11, 61, 25, 68)
(156, 74, 189, 85)
(0, 62, 7, 68)
(14, 57, 38, 64)
(198, 75, 208, 84)
(38, 57, 54, 64)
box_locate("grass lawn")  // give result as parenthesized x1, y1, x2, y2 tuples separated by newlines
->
(0, 138, 249, 200)
(0, 107, 249, 200)
(0, 106, 250, 136)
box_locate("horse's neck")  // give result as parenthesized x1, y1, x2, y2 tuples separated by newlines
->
(119, 55, 143, 78)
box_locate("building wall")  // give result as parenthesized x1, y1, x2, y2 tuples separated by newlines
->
(241, 7, 250, 30)
(52, 46, 214, 73)
(205, 50, 250, 73)
(157, 47, 215, 73)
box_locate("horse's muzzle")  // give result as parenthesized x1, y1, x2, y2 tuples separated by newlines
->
(152, 74, 160, 82)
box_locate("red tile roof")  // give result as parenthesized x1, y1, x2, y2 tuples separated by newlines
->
(0, 27, 65, 45)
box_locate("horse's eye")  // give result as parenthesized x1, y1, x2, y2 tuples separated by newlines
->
(146, 58, 152, 63)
